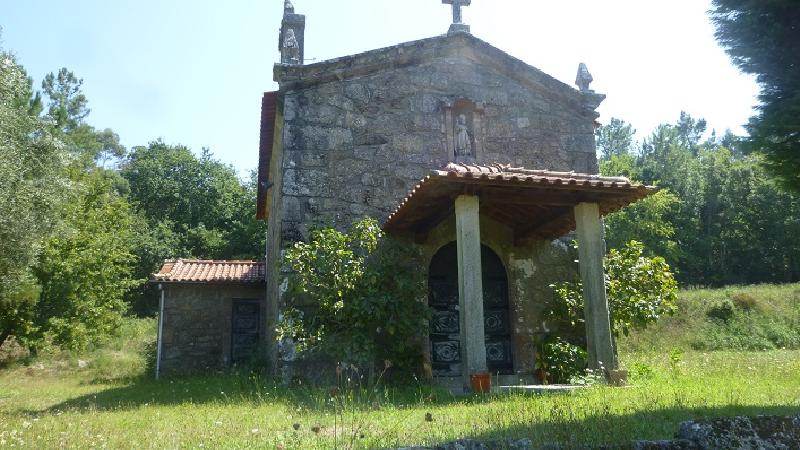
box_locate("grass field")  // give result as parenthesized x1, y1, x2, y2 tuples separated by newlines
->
(1, 284, 799, 449)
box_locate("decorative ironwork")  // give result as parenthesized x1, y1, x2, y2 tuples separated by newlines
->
(486, 340, 512, 368)
(432, 340, 461, 363)
(484, 310, 508, 335)
(432, 311, 460, 334)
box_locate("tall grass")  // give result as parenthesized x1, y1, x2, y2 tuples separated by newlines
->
(2, 284, 800, 448)
(1, 351, 798, 448)
(619, 283, 800, 353)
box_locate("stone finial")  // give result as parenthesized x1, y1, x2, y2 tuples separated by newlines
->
(576, 63, 606, 119)
(575, 63, 594, 92)
(284, 0, 294, 14)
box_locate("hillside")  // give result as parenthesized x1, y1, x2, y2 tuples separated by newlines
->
(619, 283, 800, 353)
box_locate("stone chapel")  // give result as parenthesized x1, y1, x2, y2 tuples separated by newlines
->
(153, 0, 654, 390)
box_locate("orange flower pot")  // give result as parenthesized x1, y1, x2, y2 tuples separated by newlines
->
(470, 372, 491, 393)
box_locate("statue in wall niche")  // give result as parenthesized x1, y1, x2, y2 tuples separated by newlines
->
(282, 28, 301, 65)
(455, 114, 473, 157)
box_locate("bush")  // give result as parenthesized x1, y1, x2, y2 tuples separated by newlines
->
(548, 240, 678, 337)
(731, 292, 758, 311)
(280, 218, 429, 377)
(0, 275, 40, 347)
(706, 299, 735, 322)
(536, 337, 586, 384)
(0, 336, 30, 365)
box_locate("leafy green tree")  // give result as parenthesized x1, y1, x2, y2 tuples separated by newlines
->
(675, 111, 707, 152)
(603, 111, 800, 286)
(711, 0, 800, 191)
(280, 218, 429, 374)
(127, 216, 185, 316)
(549, 241, 678, 338)
(596, 118, 635, 161)
(34, 172, 140, 351)
(0, 45, 68, 343)
(122, 142, 260, 259)
(120, 142, 264, 314)
(603, 190, 681, 268)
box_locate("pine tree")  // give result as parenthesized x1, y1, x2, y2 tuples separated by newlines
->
(711, 0, 800, 191)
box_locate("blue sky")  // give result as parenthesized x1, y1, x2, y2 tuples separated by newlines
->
(3, 0, 759, 175)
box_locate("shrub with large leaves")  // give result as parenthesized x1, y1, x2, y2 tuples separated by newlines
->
(549, 240, 678, 337)
(280, 218, 428, 374)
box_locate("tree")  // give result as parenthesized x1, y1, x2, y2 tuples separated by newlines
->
(34, 171, 140, 351)
(42, 68, 89, 134)
(596, 118, 635, 161)
(603, 190, 681, 267)
(549, 241, 678, 338)
(0, 45, 68, 343)
(280, 218, 428, 374)
(122, 142, 263, 260)
(41, 68, 127, 170)
(675, 111, 707, 151)
(711, 1, 800, 191)
(121, 142, 264, 315)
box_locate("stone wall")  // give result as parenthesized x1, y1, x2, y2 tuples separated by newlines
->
(276, 35, 597, 241)
(159, 283, 266, 375)
(269, 34, 600, 381)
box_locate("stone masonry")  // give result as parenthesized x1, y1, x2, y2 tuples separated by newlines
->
(158, 283, 265, 375)
(263, 7, 607, 384)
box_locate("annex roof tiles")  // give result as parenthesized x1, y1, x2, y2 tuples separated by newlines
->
(152, 260, 266, 284)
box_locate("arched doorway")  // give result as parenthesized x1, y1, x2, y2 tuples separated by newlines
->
(428, 242, 513, 376)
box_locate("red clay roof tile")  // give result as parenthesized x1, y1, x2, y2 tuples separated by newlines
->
(151, 260, 266, 284)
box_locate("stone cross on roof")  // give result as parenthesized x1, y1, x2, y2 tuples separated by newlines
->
(442, 0, 472, 34)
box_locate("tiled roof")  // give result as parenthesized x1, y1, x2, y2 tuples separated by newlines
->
(422, 163, 650, 187)
(433, 163, 636, 186)
(384, 163, 656, 243)
(152, 260, 266, 284)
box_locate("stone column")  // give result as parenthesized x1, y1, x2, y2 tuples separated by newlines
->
(574, 202, 616, 372)
(455, 195, 487, 389)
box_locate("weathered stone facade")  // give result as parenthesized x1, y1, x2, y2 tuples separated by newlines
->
(158, 283, 266, 376)
(272, 33, 599, 242)
(261, 7, 610, 387)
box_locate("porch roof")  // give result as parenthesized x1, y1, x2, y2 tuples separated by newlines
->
(383, 163, 656, 242)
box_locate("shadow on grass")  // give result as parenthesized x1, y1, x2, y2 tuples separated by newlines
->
(34, 371, 463, 414)
(452, 403, 800, 448)
(25, 374, 800, 447)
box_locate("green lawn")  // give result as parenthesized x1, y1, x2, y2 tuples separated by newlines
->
(1, 350, 799, 449)
(3, 284, 800, 449)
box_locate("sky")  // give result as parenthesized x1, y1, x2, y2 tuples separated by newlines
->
(3, 0, 759, 175)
